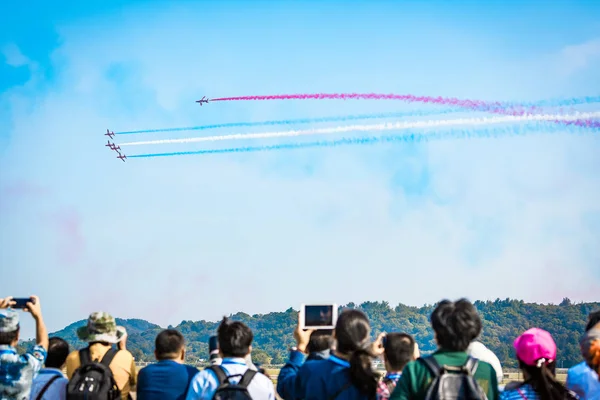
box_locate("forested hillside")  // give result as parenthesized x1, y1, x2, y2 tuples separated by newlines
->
(19, 298, 599, 368)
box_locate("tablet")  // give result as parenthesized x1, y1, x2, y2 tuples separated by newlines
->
(299, 303, 338, 330)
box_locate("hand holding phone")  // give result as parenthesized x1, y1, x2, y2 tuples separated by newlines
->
(12, 298, 34, 309)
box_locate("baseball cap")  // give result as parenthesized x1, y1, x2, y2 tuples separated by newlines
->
(0, 309, 20, 333)
(514, 328, 557, 367)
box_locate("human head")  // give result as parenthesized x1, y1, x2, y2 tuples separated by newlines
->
(580, 328, 600, 376)
(514, 328, 557, 368)
(217, 317, 253, 358)
(77, 312, 126, 344)
(155, 329, 186, 361)
(383, 333, 416, 372)
(431, 299, 482, 351)
(0, 309, 20, 346)
(467, 341, 504, 382)
(585, 310, 600, 332)
(306, 330, 333, 354)
(45, 337, 70, 369)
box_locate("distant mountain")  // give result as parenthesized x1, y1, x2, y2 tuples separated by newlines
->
(19, 299, 599, 368)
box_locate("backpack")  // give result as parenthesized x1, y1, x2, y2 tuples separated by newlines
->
(208, 365, 256, 400)
(420, 356, 488, 400)
(67, 347, 121, 400)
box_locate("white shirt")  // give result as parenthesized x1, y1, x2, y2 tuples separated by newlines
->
(29, 368, 68, 400)
(185, 357, 274, 400)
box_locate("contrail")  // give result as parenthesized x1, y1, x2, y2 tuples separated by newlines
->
(114, 108, 462, 135)
(118, 112, 600, 146)
(127, 123, 597, 159)
(210, 93, 600, 110)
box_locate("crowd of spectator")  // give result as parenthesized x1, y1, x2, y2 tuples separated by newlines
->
(1, 296, 599, 400)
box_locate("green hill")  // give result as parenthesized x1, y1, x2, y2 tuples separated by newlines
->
(19, 298, 599, 368)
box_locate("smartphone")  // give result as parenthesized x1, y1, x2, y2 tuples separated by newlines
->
(12, 298, 33, 309)
(299, 304, 338, 330)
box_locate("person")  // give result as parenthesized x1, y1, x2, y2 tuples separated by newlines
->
(580, 328, 600, 381)
(500, 328, 576, 400)
(137, 329, 199, 400)
(30, 337, 70, 400)
(185, 317, 275, 399)
(467, 341, 504, 383)
(377, 333, 419, 400)
(65, 312, 137, 400)
(0, 296, 48, 400)
(567, 310, 600, 399)
(391, 298, 499, 400)
(276, 328, 333, 399)
(278, 309, 385, 400)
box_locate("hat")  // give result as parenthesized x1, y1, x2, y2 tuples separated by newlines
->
(77, 312, 126, 344)
(514, 328, 557, 367)
(0, 309, 19, 333)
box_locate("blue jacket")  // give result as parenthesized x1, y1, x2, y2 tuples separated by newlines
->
(277, 351, 369, 400)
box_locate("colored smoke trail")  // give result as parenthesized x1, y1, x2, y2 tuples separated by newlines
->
(118, 112, 600, 146)
(115, 108, 462, 135)
(127, 123, 597, 159)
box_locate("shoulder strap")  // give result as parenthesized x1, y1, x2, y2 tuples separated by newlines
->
(464, 356, 479, 376)
(79, 347, 91, 365)
(516, 388, 528, 400)
(237, 369, 257, 389)
(100, 348, 119, 367)
(36, 375, 61, 400)
(329, 381, 352, 400)
(208, 365, 229, 385)
(419, 356, 443, 377)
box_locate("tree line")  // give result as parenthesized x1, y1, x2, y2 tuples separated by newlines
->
(18, 298, 598, 368)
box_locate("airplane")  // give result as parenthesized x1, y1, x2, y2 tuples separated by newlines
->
(105, 129, 115, 139)
(117, 153, 127, 162)
(196, 96, 209, 106)
(105, 141, 122, 152)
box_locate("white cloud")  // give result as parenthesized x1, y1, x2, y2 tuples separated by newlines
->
(556, 38, 600, 76)
(2, 43, 30, 67)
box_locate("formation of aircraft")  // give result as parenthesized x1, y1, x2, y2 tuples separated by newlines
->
(104, 129, 126, 162)
(196, 96, 209, 106)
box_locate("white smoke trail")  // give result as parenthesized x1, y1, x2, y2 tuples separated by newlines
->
(118, 112, 600, 146)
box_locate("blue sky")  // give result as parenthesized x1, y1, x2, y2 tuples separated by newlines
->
(1, 0, 600, 338)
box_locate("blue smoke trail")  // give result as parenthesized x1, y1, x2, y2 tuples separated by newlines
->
(115, 108, 461, 135)
(127, 122, 598, 159)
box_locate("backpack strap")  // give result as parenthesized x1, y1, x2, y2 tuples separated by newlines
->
(419, 356, 443, 377)
(208, 365, 229, 385)
(79, 348, 92, 365)
(464, 356, 479, 376)
(329, 381, 352, 400)
(35, 375, 61, 400)
(237, 369, 257, 389)
(100, 348, 119, 368)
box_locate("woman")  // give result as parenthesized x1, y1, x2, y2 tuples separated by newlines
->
(580, 328, 600, 379)
(501, 328, 576, 400)
(277, 309, 384, 400)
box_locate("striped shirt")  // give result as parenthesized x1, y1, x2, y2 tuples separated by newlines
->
(500, 385, 539, 400)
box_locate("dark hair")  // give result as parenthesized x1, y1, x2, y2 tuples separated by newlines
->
(585, 310, 600, 332)
(307, 330, 333, 354)
(217, 317, 253, 358)
(431, 299, 482, 351)
(155, 329, 185, 360)
(46, 337, 70, 369)
(518, 359, 577, 400)
(335, 309, 378, 399)
(0, 326, 19, 345)
(384, 333, 415, 371)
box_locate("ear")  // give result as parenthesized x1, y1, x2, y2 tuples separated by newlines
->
(154, 350, 159, 360)
(181, 348, 186, 361)
(248, 345, 252, 355)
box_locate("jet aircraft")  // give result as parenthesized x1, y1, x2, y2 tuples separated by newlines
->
(196, 96, 209, 106)
(105, 129, 115, 139)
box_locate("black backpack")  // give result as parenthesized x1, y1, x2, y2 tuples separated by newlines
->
(208, 365, 256, 400)
(67, 347, 121, 400)
(420, 356, 488, 400)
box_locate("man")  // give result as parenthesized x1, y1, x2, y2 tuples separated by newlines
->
(377, 333, 419, 400)
(186, 317, 275, 399)
(0, 296, 48, 400)
(137, 329, 199, 400)
(567, 310, 600, 399)
(467, 341, 503, 383)
(30, 337, 70, 399)
(391, 298, 499, 400)
(66, 312, 137, 400)
(277, 329, 333, 399)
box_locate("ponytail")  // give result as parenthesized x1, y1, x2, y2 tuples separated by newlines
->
(519, 361, 576, 400)
(349, 348, 379, 399)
